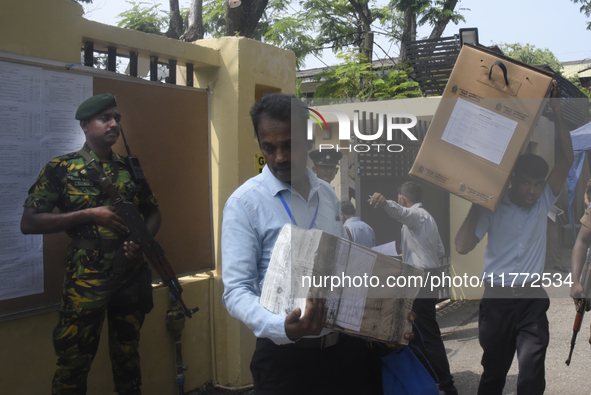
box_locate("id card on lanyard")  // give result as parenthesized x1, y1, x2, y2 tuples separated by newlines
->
(278, 191, 319, 230)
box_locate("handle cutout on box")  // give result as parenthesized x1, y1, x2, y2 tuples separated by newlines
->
(477, 61, 522, 96)
(489, 61, 509, 85)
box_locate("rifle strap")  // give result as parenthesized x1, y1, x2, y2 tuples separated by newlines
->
(77, 148, 129, 274)
(77, 149, 117, 191)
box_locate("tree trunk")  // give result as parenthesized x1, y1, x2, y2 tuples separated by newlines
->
(166, 0, 184, 39)
(428, 0, 458, 39)
(362, 31, 374, 63)
(226, 0, 269, 38)
(348, 0, 374, 63)
(398, 8, 416, 65)
(182, 0, 205, 41)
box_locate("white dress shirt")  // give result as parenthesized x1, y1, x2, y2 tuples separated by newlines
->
(383, 201, 444, 269)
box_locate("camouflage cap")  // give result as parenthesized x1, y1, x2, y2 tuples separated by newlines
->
(309, 149, 343, 166)
(75, 93, 117, 120)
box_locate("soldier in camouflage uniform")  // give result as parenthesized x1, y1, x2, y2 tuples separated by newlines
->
(21, 93, 161, 395)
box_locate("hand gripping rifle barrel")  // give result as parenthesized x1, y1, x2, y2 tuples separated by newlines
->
(101, 177, 199, 318)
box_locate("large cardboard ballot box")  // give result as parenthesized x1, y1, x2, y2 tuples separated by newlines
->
(410, 44, 554, 210)
(260, 225, 423, 344)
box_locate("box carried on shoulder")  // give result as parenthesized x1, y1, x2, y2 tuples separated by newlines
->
(410, 44, 554, 211)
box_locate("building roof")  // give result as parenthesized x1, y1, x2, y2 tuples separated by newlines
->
(562, 59, 591, 79)
(296, 57, 399, 83)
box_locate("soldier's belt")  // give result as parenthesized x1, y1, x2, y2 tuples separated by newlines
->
(71, 238, 123, 253)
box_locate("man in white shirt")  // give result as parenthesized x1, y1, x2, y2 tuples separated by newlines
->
(370, 182, 456, 394)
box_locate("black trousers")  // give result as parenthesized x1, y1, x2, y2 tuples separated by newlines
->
(411, 295, 457, 394)
(250, 335, 383, 395)
(477, 288, 550, 395)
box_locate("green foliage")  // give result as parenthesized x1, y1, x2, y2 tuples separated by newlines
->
(498, 43, 564, 75)
(203, 0, 290, 40)
(390, 0, 465, 30)
(117, 1, 167, 35)
(302, 0, 389, 48)
(278, 0, 402, 68)
(264, 15, 319, 69)
(113, 0, 463, 70)
(313, 50, 421, 100)
(568, 75, 591, 99)
(202, 0, 226, 38)
(373, 68, 422, 99)
(201, 0, 360, 68)
(571, 0, 591, 29)
(296, 78, 303, 97)
(416, 0, 465, 27)
(301, 0, 366, 52)
(249, 0, 292, 41)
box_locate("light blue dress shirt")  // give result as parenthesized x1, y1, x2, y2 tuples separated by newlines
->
(221, 165, 345, 345)
(344, 217, 375, 248)
(475, 184, 557, 286)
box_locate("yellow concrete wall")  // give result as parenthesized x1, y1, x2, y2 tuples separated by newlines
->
(196, 37, 295, 387)
(0, 0, 295, 393)
(0, 277, 213, 395)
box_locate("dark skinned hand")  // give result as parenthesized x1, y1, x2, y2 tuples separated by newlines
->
(285, 287, 328, 341)
(383, 312, 416, 351)
(549, 79, 561, 112)
(368, 192, 387, 209)
(123, 241, 141, 260)
(90, 206, 129, 234)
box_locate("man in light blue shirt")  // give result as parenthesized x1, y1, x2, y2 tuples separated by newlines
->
(455, 81, 573, 395)
(221, 93, 382, 394)
(341, 201, 375, 248)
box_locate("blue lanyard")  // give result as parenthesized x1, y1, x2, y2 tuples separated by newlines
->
(278, 191, 319, 229)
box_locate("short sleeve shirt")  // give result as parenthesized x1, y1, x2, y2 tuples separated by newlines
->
(23, 143, 158, 240)
(475, 184, 557, 286)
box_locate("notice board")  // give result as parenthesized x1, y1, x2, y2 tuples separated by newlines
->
(0, 58, 213, 319)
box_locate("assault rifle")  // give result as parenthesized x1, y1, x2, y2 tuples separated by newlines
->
(565, 255, 591, 366)
(101, 174, 199, 319)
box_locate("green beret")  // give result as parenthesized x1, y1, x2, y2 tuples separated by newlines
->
(75, 93, 117, 120)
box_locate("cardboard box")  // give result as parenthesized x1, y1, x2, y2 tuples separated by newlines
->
(410, 44, 554, 210)
(260, 225, 423, 344)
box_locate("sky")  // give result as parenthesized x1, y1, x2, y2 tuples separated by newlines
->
(81, 0, 591, 69)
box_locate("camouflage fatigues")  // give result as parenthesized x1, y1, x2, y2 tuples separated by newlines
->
(24, 143, 158, 395)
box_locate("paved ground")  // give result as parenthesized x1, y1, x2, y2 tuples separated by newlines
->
(191, 245, 591, 395)
(439, 245, 591, 395)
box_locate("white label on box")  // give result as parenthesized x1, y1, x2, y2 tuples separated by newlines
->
(441, 98, 518, 165)
(334, 242, 377, 332)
